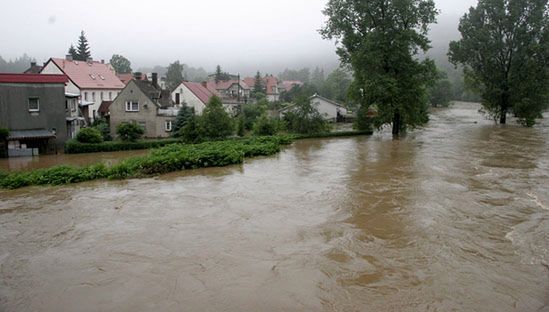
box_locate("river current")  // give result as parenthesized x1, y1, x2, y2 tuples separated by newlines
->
(1, 102, 548, 311)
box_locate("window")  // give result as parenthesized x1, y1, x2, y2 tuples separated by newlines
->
(92, 92, 96, 101)
(100, 92, 103, 100)
(138, 121, 146, 131)
(89, 74, 96, 80)
(84, 92, 88, 101)
(109, 92, 112, 100)
(165, 120, 173, 132)
(125, 101, 139, 112)
(28, 97, 39, 112)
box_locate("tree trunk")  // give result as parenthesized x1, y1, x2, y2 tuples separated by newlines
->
(499, 108, 507, 124)
(392, 112, 401, 136)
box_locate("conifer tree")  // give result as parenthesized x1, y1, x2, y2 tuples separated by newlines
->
(76, 30, 91, 61)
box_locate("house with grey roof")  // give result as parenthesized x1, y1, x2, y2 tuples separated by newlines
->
(109, 73, 177, 138)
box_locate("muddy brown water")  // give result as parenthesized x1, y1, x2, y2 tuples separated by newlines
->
(0, 102, 548, 311)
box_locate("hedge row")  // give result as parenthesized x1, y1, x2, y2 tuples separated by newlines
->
(64, 138, 181, 154)
(0, 136, 292, 189)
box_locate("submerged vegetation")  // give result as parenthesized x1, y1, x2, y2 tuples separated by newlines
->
(0, 132, 371, 189)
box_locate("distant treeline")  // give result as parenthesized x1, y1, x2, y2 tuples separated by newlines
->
(0, 54, 36, 73)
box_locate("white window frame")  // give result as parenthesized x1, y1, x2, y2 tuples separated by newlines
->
(125, 101, 139, 112)
(28, 97, 39, 112)
(165, 120, 173, 132)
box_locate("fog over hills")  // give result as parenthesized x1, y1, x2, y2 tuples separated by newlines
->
(0, 0, 476, 76)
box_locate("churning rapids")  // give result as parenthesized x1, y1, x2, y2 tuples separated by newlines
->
(1, 102, 548, 311)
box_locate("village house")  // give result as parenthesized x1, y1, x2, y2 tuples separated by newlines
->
(171, 81, 217, 115)
(243, 75, 289, 102)
(109, 74, 176, 138)
(0, 73, 69, 156)
(40, 56, 125, 122)
(206, 80, 251, 102)
(280, 94, 348, 122)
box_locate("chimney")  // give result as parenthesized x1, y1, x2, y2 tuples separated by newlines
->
(101, 59, 105, 64)
(66, 54, 73, 61)
(201, 81, 207, 88)
(152, 73, 158, 87)
(133, 72, 143, 80)
(30, 61, 36, 67)
(86, 57, 93, 63)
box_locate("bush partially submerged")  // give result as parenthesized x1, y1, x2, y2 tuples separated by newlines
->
(1, 136, 293, 189)
(117, 122, 144, 142)
(76, 128, 103, 144)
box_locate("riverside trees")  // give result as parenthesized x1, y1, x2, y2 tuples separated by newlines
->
(449, 0, 549, 126)
(321, 0, 438, 136)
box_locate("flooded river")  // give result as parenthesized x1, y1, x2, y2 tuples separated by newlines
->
(0, 102, 548, 311)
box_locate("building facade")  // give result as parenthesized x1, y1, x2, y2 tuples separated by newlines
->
(41, 56, 125, 122)
(0, 73, 69, 156)
(110, 77, 175, 139)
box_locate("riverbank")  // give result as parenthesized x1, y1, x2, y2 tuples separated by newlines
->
(0, 131, 372, 189)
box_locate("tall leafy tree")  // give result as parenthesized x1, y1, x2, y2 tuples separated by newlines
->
(321, 0, 438, 136)
(428, 69, 453, 107)
(449, 0, 549, 126)
(67, 44, 78, 60)
(76, 30, 91, 61)
(110, 54, 132, 74)
(166, 61, 184, 91)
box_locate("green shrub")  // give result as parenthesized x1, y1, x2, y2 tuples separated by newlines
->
(76, 128, 103, 143)
(179, 114, 203, 144)
(283, 95, 329, 135)
(64, 138, 180, 154)
(252, 114, 278, 136)
(200, 96, 233, 140)
(0, 127, 8, 141)
(117, 122, 145, 142)
(172, 106, 195, 136)
(91, 119, 112, 141)
(354, 105, 374, 131)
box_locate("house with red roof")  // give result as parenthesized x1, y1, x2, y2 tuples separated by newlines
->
(0, 73, 70, 156)
(243, 75, 283, 102)
(205, 80, 251, 102)
(171, 81, 219, 115)
(40, 56, 125, 122)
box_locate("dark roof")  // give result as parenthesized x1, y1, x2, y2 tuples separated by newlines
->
(98, 101, 113, 114)
(0, 73, 68, 84)
(8, 130, 56, 140)
(24, 65, 43, 74)
(133, 80, 173, 108)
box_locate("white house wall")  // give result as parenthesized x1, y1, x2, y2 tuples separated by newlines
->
(312, 97, 348, 121)
(171, 84, 206, 115)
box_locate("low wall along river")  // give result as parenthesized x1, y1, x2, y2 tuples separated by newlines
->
(0, 102, 548, 311)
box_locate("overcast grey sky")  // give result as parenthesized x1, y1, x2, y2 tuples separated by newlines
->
(0, 0, 477, 74)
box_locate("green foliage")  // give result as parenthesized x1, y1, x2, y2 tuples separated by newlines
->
(200, 96, 233, 140)
(449, 0, 549, 126)
(321, 0, 438, 135)
(110, 54, 132, 74)
(240, 102, 266, 130)
(116, 122, 144, 142)
(428, 70, 453, 107)
(214, 65, 231, 82)
(76, 128, 103, 144)
(172, 106, 195, 135)
(283, 96, 329, 135)
(252, 114, 278, 136)
(166, 60, 185, 91)
(354, 105, 374, 131)
(1, 137, 293, 189)
(0, 127, 8, 141)
(65, 138, 180, 154)
(253, 71, 266, 98)
(67, 44, 78, 60)
(236, 116, 245, 137)
(179, 114, 202, 144)
(91, 118, 111, 141)
(76, 30, 91, 61)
